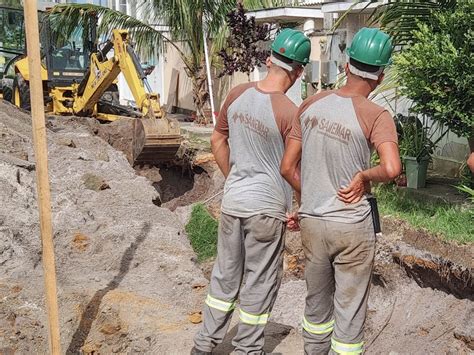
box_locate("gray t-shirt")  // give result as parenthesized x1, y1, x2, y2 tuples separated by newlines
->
(215, 82, 296, 221)
(289, 90, 398, 223)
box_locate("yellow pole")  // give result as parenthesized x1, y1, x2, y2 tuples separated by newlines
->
(23, 1, 62, 353)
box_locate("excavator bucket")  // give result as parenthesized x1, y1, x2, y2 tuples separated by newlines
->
(132, 116, 182, 164)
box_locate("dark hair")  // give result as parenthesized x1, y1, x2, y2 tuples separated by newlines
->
(349, 58, 381, 73)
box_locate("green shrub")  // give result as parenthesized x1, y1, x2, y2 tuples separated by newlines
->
(185, 203, 218, 262)
(394, 1, 474, 139)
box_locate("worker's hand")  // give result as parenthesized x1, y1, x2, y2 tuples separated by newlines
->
(337, 172, 367, 204)
(286, 212, 300, 232)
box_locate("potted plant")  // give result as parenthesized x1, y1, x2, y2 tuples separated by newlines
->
(396, 113, 447, 189)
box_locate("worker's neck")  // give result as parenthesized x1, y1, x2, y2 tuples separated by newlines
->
(339, 76, 373, 98)
(258, 72, 291, 93)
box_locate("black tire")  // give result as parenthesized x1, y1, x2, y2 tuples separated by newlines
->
(1, 78, 13, 103)
(12, 73, 31, 111)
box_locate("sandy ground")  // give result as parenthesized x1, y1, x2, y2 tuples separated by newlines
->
(0, 102, 206, 353)
(0, 100, 472, 354)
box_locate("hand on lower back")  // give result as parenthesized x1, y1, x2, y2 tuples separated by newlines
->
(337, 172, 366, 204)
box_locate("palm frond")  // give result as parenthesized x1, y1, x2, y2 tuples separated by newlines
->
(244, 0, 289, 9)
(333, 0, 458, 47)
(48, 4, 170, 60)
(369, 0, 458, 46)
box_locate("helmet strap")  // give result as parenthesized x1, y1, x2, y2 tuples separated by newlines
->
(348, 63, 383, 81)
(270, 54, 301, 72)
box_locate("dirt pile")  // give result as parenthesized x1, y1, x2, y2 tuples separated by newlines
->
(0, 102, 207, 353)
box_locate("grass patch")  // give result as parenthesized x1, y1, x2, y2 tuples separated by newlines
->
(375, 184, 473, 244)
(185, 203, 218, 261)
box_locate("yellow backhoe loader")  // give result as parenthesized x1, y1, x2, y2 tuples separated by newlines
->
(1, 6, 182, 164)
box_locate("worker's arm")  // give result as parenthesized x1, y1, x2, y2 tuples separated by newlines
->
(211, 130, 230, 178)
(468, 152, 474, 174)
(280, 138, 302, 195)
(281, 139, 302, 231)
(337, 142, 401, 203)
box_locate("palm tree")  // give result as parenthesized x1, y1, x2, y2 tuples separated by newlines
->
(48, 0, 289, 124)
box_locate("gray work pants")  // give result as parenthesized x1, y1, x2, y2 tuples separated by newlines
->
(194, 213, 286, 354)
(300, 216, 375, 355)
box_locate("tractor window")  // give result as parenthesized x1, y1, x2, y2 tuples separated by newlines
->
(0, 7, 25, 73)
(0, 8, 24, 52)
(50, 25, 90, 72)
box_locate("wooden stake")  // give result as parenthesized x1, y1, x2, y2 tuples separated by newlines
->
(23, 1, 62, 353)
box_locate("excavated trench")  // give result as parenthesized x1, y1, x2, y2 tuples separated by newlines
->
(54, 115, 218, 212)
(134, 163, 210, 210)
(130, 149, 474, 351)
(44, 114, 473, 352)
(127, 134, 474, 351)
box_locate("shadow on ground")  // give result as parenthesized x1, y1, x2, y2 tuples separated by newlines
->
(65, 223, 151, 354)
(213, 321, 292, 354)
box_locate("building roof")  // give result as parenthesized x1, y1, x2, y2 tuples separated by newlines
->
(321, 1, 385, 14)
(245, 6, 324, 22)
(247, 1, 386, 21)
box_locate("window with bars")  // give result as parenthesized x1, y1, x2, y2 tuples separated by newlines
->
(119, 0, 127, 13)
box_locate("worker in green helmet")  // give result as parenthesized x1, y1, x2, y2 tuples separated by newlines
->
(281, 27, 401, 354)
(191, 28, 310, 355)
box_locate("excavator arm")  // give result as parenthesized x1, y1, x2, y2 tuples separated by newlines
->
(72, 29, 182, 163)
(73, 29, 159, 118)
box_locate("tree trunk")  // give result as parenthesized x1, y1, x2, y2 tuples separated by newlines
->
(191, 64, 210, 125)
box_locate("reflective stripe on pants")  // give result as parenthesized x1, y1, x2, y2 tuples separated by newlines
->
(302, 317, 334, 334)
(205, 294, 235, 312)
(239, 309, 269, 326)
(331, 338, 364, 354)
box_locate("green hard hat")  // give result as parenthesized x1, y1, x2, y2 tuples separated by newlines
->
(346, 27, 393, 67)
(271, 28, 311, 65)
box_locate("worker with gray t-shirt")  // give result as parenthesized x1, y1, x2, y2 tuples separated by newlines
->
(192, 29, 311, 355)
(281, 28, 401, 354)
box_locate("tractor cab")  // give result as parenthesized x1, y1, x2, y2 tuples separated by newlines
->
(41, 13, 97, 87)
(3, 7, 100, 111)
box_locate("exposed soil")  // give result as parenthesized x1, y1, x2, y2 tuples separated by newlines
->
(0, 101, 207, 353)
(0, 100, 472, 354)
(272, 219, 473, 354)
(382, 216, 473, 269)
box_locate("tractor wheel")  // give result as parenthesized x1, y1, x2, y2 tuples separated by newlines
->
(1, 78, 13, 103)
(12, 73, 31, 111)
